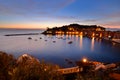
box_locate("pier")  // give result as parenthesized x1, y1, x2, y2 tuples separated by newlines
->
(57, 66, 82, 74)
(112, 39, 120, 44)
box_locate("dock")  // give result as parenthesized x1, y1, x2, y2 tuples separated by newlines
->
(112, 39, 120, 44)
(57, 66, 82, 74)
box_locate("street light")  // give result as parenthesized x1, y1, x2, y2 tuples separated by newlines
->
(82, 58, 87, 63)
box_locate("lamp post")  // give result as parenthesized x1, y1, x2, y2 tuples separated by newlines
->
(82, 58, 87, 63)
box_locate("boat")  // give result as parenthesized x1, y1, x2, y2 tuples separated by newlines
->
(28, 37, 32, 40)
(68, 41, 73, 44)
(53, 41, 56, 43)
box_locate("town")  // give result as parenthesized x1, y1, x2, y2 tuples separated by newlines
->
(42, 24, 120, 44)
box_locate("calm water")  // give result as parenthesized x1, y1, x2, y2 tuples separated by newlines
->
(0, 29, 120, 67)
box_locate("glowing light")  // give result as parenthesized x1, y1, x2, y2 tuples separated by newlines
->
(100, 33, 102, 38)
(82, 58, 87, 63)
(108, 35, 111, 38)
(80, 32, 83, 35)
(92, 33, 95, 37)
(66, 32, 69, 34)
(75, 31, 79, 34)
(72, 32, 74, 34)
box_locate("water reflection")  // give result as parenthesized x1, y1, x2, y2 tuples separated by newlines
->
(79, 35, 83, 49)
(91, 37, 95, 51)
(0, 29, 120, 66)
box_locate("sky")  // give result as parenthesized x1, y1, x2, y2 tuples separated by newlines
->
(0, 0, 120, 29)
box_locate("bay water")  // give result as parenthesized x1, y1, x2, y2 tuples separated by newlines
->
(0, 29, 120, 67)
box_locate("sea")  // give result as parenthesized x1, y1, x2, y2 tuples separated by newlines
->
(0, 28, 120, 67)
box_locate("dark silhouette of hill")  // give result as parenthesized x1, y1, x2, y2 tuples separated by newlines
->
(42, 23, 105, 35)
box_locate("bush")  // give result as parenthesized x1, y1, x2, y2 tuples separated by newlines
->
(0, 51, 16, 80)
(12, 60, 64, 80)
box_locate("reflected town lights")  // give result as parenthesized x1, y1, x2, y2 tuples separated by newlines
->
(80, 34, 83, 49)
(91, 37, 95, 51)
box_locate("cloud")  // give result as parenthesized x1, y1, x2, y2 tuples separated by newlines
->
(82, 19, 99, 23)
(0, 0, 75, 17)
(106, 11, 120, 19)
(97, 11, 120, 28)
(101, 21, 120, 27)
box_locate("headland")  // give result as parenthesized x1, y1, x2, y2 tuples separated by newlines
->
(42, 23, 120, 44)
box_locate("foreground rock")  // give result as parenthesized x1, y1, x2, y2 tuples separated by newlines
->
(17, 54, 40, 64)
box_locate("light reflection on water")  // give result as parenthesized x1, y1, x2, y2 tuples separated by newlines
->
(0, 29, 120, 67)
(79, 35, 83, 50)
(91, 37, 95, 51)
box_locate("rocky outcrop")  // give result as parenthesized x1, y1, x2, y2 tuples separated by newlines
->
(17, 54, 40, 64)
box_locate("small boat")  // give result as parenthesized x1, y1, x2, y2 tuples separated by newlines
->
(65, 59, 73, 64)
(53, 41, 56, 43)
(45, 40, 47, 41)
(28, 37, 32, 40)
(68, 41, 73, 44)
(35, 39, 37, 41)
(63, 38, 66, 40)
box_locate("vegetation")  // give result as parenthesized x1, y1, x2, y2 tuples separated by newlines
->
(47, 24, 105, 31)
(0, 51, 119, 80)
(42, 23, 105, 35)
(0, 51, 64, 80)
(0, 51, 16, 80)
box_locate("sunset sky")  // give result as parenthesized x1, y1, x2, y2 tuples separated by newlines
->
(0, 0, 120, 29)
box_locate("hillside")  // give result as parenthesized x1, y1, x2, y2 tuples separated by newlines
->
(42, 23, 105, 35)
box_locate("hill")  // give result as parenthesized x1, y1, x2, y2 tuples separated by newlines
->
(42, 23, 105, 35)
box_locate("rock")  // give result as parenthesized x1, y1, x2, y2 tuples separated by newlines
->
(17, 54, 40, 64)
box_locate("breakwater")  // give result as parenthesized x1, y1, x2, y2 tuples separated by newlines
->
(4, 33, 40, 36)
